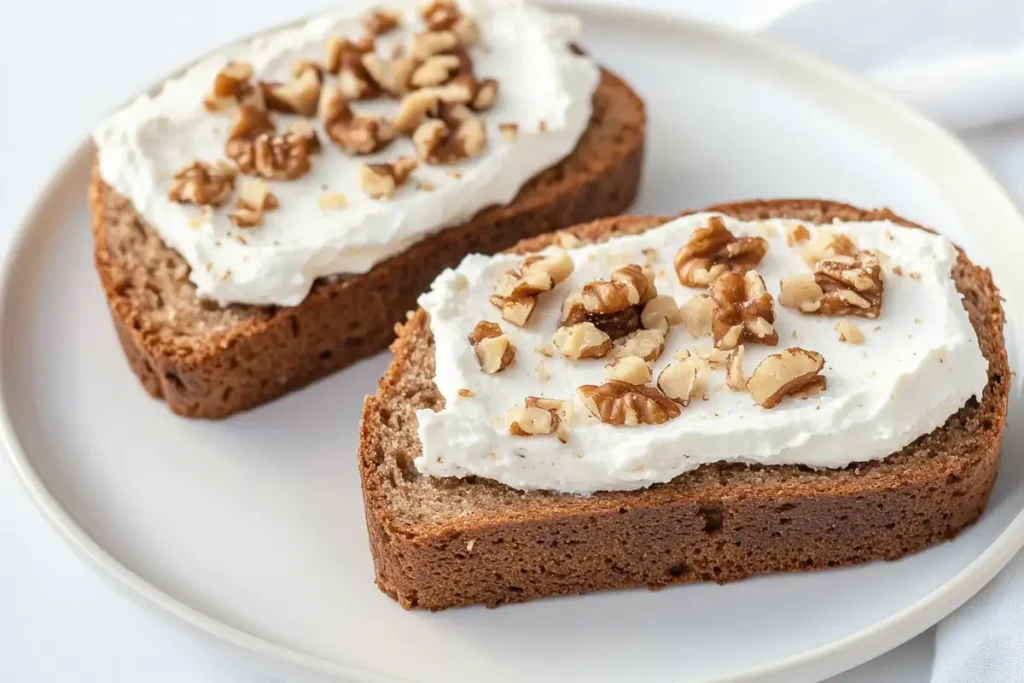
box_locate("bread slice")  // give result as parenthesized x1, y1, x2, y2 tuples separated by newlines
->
(90, 68, 645, 418)
(359, 199, 1009, 611)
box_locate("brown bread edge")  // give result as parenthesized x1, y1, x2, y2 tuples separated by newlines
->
(359, 200, 1009, 610)
(90, 68, 645, 418)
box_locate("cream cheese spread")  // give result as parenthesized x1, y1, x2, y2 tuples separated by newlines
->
(415, 213, 990, 494)
(92, 0, 599, 306)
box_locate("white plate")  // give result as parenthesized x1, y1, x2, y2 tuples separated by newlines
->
(3, 5, 1023, 683)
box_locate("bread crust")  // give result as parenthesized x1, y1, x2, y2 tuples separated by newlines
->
(91, 69, 645, 418)
(359, 201, 1009, 611)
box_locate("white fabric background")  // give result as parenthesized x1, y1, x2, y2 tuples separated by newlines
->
(1, 0, 1022, 681)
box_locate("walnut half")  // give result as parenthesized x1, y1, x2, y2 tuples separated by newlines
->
(674, 216, 768, 287)
(747, 347, 826, 409)
(468, 321, 515, 374)
(578, 381, 680, 426)
(709, 270, 778, 349)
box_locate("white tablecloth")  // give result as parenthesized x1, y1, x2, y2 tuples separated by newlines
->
(1, 1, 1021, 681)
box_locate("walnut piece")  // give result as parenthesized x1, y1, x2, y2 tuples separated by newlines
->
(324, 36, 379, 99)
(612, 328, 667, 362)
(559, 293, 640, 340)
(320, 86, 395, 155)
(230, 179, 279, 228)
(779, 274, 825, 313)
(318, 192, 348, 210)
(286, 119, 322, 153)
(679, 294, 714, 337)
(411, 54, 462, 88)
(489, 295, 537, 327)
(411, 30, 459, 59)
(553, 322, 612, 360)
(362, 53, 418, 98)
(814, 251, 884, 318)
(674, 216, 768, 287)
(657, 355, 708, 406)
(363, 7, 401, 35)
(167, 161, 235, 206)
(412, 111, 486, 163)
(581, 264, 657, 314)
(747, 347, 826, 409)
(493, 250, 574, 299)
(802, 230, 857, 267)
(468, 321, 515, 374)
(726, 346, 746, 391)
(212, 61, 254, 98)
(709, 270, 778, 349)
(421, 0, 460, 30)
(264, 67, 321, 116)
(835, 320, 865, 344)
(578, 381, 680, 426)
(358, 156, 418, 200)
(640, 295, 682, 331)
(499, 122, 519, 142)
(786, 224, 811, 246)
(605, 356, 651, 385)
(508, 397, 564, 437)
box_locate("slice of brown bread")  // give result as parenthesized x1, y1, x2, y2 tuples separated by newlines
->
(90, 68, 645, 418)
(359, 199, 1009, 611)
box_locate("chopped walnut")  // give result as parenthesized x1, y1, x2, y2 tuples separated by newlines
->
(362, 53, 418, 97)
(611, 328, 666, 362)
(393, 89, 439, 134)
(726, 346, 746, 391)
(248, 131, 313, 180)
(264, 67, 321, 116)
(167, 161, 235, 206)
(412, 112, 485, 163)
(679, 294, 714, 337)
(786, 224, 811, 246)
(411, 30, 459, 59)
(363, 7, 401, 35)
(581, 264, 657, 314)
(640, 295, 682, 331)
(779, 275, 825, 313)
(451, 15, 481, 45)
(499, 122, 519, 142)
(747, 348, 826, 409)
(411, 54, 462, 88)
(578, 381, 680, 426)
(468, 321, 515, 374)
(692, 346, 731, 368)
(320, 86, 395, 155)
(358, 156, 418, 200)
(508, 397, 564, 437)
(230, 178, 278, 228)
(225, 105, 275, 170)
(674, 216, 768, 287)
(560, 291, 641, 341)
(553, 322, 612, 360)
(470, 78, 498, 111)
(212, 61, 254, 98)
(709, 270, 778, 349)
(657, 355, 708, 406)
(489, 295, 536, 327)
(421, 0, 460, 28)
(493, 250, 574, 298)
(286, 119, 322, 153)
(835, 320, 865, 344)
(814, 251, 884, 318)
(318, 192, 348, 210)
(457, 388, 475, 398)
(802, 230, 857, 267)
(323, 35, 378, 99)
(605, 356, 652, 385)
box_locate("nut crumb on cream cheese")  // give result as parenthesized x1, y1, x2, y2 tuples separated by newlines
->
(415, 213, 989, 494)
(92, 0, 599, 306)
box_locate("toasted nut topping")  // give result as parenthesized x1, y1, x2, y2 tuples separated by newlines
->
(726, 346, 746, 391)
(747, 347, 826, 409)
(229, 206, 263, 228)
(363, 7, 402, 35)
(640, 295, 682, 331)
(693, 346, 731, 368)
(508, 397, 566, 438)
(709, 270, 778, 349)
(318, 192, 348, 210)
(578, 381, 680, 426)
(411, 30, 459, 59)
(362, 53, 418, 97)
(320, 85, 395, 155)
(612, 328, 667, 362)
(605, 356, 652, 385)
(471, 78, 498, 111)
(212, 61, 254, 98)
(582, 264, 656, 314)
(679, 294, 714, 337)
(451, 15, 481, 45)
(231, 178, 279, 226)
(394, 90, 439, 134)
(412, 113, 486, 163)
(802, 230, 857, 267)
(168, 161, 235, 206)
(421, 0, 460, 30)
(358, 156, 417, 199)
(489, 295, 536, 327)
(786, 224, 811, 246)
(675, 216, 768, 287)
(553, 322, 612, 360)
(286, 119, 322, 153)
(814, 251, 884, 318)
(458, 388, 475, 398)
(657, 356, 708, 405)
(835, 320, 865, 344)
(779, 274, 825, 313)
(324, 34, 376, 74)
(468, 321, 515, 373)
(411, 54, 461, 88)
(264, 67, 321, 116)
(494, 250, 574, 298)
(499, 122, 519, 142)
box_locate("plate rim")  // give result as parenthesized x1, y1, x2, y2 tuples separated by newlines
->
(2, 4, 1023, 683)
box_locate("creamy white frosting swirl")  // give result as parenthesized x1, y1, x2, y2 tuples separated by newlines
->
(92, 0, 599, 306)
(415, 213, 990, 494)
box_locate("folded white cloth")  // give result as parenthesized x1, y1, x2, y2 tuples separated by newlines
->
(648, 1, 1024, 680)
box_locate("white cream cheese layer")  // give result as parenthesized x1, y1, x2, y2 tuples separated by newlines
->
(92, 0, 599, 306)
(415, 213, 989, 494)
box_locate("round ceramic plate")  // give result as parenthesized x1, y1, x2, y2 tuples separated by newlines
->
(3, 4, 1023, 683)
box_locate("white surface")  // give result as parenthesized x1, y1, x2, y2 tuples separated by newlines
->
(2, 2, 1024, 683)
(418, 215, 988, 493)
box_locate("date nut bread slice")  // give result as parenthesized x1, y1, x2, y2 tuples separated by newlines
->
(358, 199, 1009, 611)
(92, 68, 644, 418)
